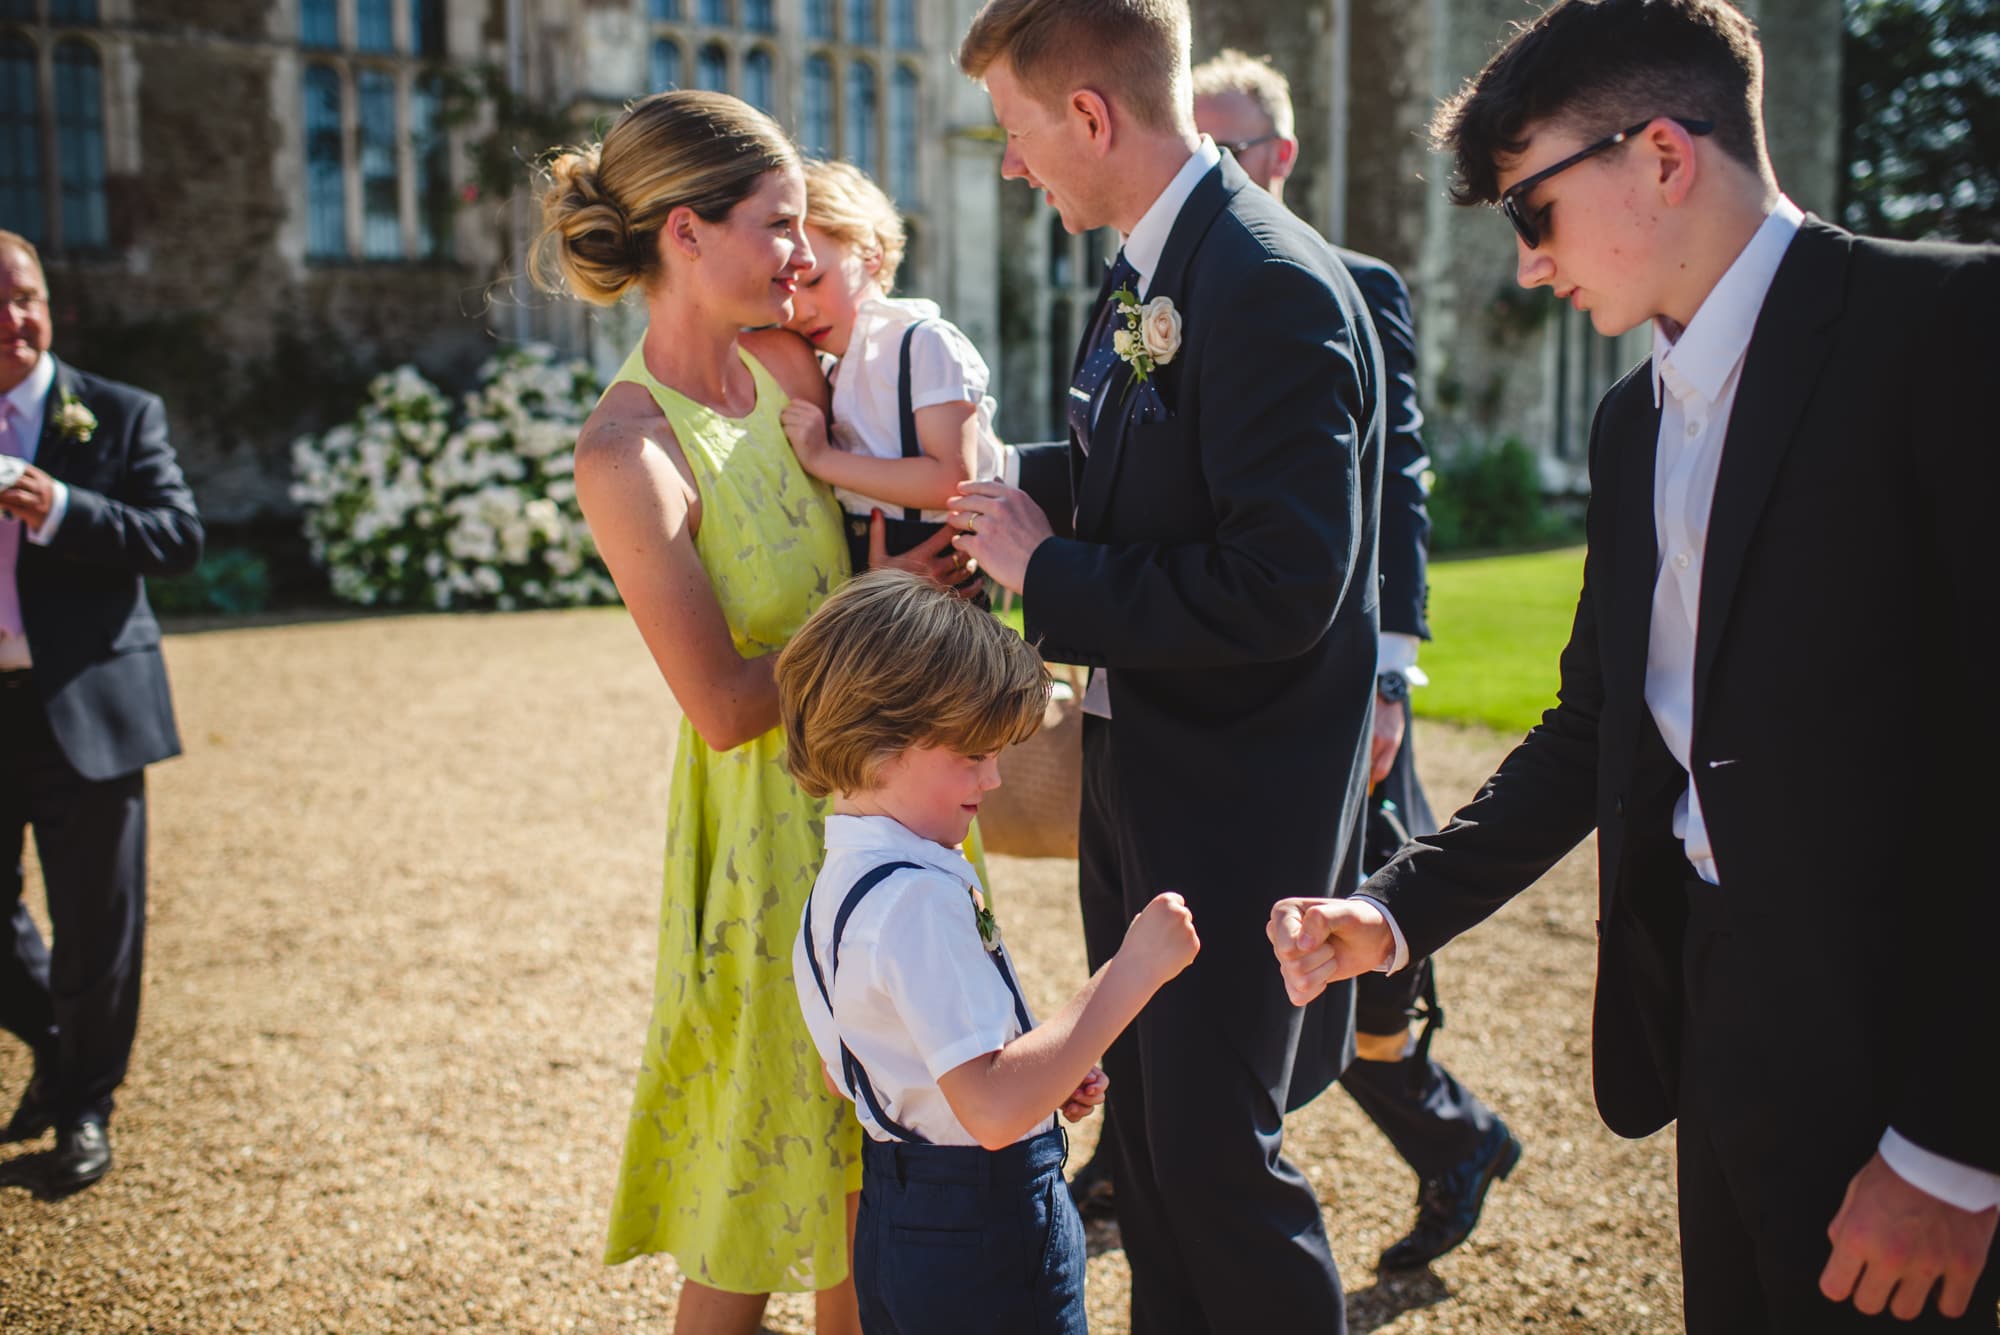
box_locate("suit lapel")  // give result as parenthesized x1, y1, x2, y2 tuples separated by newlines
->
(1605, 375, 1663, 725)
(31, 359, 83, 481)
(1073, 158, 1234, 538)
(1691, 219, 1850, 722)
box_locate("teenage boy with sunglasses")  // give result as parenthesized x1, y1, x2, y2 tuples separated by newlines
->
(1268, 0, 1999, 1329)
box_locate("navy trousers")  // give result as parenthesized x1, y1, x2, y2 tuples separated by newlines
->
(0, 672, 148, 1123)
(856, 1128, 1087, 1335)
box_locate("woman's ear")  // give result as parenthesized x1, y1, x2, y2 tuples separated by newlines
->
(663, 204, 703, 261)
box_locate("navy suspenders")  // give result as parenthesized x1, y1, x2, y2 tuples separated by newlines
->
(894, 319, 929, 524)
(802, 860, 1034, 1145)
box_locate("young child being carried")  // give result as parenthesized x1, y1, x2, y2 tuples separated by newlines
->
(776, 570, 1200, 1335)
(780, 161, 1012, 577)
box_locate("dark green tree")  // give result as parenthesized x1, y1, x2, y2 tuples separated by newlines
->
(1840, 0, 2000, 242)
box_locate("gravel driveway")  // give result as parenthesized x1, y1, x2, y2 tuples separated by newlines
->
(0, 608, 1684, 1333)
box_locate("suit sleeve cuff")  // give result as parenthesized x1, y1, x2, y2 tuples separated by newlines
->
(26, 480, 67, 545)
(1879, 1128, 2000, 1212)
(1351, 895, 1409, 973)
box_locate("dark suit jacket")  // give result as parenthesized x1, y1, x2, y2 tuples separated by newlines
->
(1339, 249, 1431, 642)
(1367, 218, 1999, 1175)
(16, 358, 203, 782)
(1024, 155, 1386, 1094)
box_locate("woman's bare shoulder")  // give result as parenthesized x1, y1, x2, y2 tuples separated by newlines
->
(576, 381, 676, 469)
(743, 327, 829, 407)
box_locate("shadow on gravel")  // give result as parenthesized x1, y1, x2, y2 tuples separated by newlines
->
(1347, 1269, 1452, 1332)
(0, 1147, 67, 1202)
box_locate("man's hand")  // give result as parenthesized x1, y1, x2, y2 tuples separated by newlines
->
(1267, 897, 1394, 1006)
(1819, 1151, 1999, 1320)
(867, 509, 981, 597)
(1370, 693, 1407, 786)
(1060, 1066, 1109, 1123)
(0, 461, 55, 529)
(946, 481, 1053, 596)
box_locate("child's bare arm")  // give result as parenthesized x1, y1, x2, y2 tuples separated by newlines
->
(780, 399, 980, 511)
(936, 894, 1198, 1151)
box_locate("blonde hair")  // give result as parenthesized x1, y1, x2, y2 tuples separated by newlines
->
(1190, 49, 1295, 142)
(777, 570, 1050, 799)
(959, 0, 1192, 136)
(533, 90, 798, 305)
(801, 159, 907, 293)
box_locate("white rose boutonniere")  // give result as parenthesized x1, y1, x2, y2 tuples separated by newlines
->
(1139, 296, 1182, 365)
(55, 393, 97, 444)
(1109, 286, 1181, 398)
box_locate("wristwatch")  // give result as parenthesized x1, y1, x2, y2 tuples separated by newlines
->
(1375, 671, 1411, 705)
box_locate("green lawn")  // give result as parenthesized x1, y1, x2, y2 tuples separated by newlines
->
(1418, 545, 1583, 735)
(994, 543, 1585, 737)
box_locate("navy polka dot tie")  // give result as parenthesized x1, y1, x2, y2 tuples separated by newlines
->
(1068, 251, 1140, 455)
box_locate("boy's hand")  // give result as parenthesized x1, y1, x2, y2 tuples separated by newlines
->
(780, 401, 830, 472)
(1120, 892, 1200, 988)
(1060, 1066, 1109, 1123)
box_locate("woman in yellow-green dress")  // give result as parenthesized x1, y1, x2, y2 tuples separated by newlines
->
(536, 93, 971, 1334)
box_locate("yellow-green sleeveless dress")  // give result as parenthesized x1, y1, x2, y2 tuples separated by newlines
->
(600, 342, 859, 1291)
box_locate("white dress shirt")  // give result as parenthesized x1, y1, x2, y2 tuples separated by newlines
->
(826, 295, 1007, 521)
(0, 352, 74, 670)
(1080, 137, 1223, 720)
(1362, 196, 2000, 1210)
(793, 814, 1048, 1146)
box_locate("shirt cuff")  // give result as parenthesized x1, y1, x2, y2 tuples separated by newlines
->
(1376, 633, 1429, 686)
(26, 480, 67, 545)
(1351, 895, 1409, 973)
(1879, 1129, 2000, 1212)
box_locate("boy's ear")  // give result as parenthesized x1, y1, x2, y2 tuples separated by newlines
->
(1648, 119, 1700, 208)
(861, 245, 884, 278)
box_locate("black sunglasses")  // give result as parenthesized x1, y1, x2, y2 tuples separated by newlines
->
(1217, 131, 1280, 156)
(1498, 117, 1714, 248)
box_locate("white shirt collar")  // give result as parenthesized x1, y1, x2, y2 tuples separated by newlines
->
(1121, 137, 1223, 294)
(854, 293, 942, 331)
(1650, 195, 1805, 408)
(823, 813, 980, 888)
(3, 351, 55, 423)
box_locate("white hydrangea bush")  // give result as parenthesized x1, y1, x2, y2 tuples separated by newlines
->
(291, 345, 618, 610)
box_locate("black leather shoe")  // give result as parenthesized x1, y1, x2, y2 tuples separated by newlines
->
(48, 1116, 112, 1193)
(1066, 1151, 1117, 1223)
(1, 1076, 55, 1144)
(1379, 1121, 1521, 1271)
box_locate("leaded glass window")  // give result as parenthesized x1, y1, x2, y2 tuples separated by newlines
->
(802, 54, 834, 159)
(696, 41, 727, 93)
(52, 40, 105, 249)
(304, 65, 346, 257)
(889, 65, 918, 205)
(651, 38, 683, 91)
(357, 0, 394, 52)
(742, 47, 773, 115)
(301, 0, 339, 49)
(357, 68, 400, 259)
(846, 59, 877, 180)
(0, 36, 40, 244)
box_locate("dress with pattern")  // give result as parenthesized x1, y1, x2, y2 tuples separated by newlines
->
(600, 341, 861, 1291)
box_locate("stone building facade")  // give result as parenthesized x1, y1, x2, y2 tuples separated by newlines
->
(2, 0, 1840, 521)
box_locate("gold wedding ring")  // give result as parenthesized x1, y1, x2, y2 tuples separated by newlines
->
(965, 513, 978, 534)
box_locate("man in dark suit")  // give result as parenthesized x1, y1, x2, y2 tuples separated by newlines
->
(1191, 47, 1522, 1273)
(1270, 1, 1999, 1329)
(0, 230, 202, 1192)
(950, 3, 1383, 1329)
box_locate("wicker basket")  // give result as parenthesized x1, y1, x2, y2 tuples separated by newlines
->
(981, 669, 1085, 858)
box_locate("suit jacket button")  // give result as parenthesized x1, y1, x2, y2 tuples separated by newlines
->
(1613, 795, 1626, 819)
